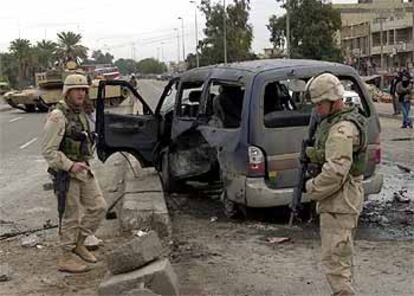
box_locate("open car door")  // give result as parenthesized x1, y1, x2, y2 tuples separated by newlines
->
(95, 79, 176, 167)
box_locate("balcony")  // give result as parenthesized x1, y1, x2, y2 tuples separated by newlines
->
(371, 42, 413, 55)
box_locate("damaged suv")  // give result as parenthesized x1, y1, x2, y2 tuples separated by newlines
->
(96, 59, 383, 216)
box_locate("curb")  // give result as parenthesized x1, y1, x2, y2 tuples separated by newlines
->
(378, 112, 414, 121)
(0, 106, 12, 112)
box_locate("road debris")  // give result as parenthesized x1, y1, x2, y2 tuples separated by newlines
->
(393, 189, 411, 203)
(267, 237, 291, 244)
(0, 263, 12, 282)
(134, 230, 148, 237)
(85, 235, 103, 251)
(210, 216, 218, 223)
(20, 234, 40, 248)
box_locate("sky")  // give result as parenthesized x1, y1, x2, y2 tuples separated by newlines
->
(0, 0, 356, 63)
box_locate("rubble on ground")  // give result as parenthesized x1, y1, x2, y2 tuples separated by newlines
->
(0, 263, 12, 282)
(99, 231, 179, 296)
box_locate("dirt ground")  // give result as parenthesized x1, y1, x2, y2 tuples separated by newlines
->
(1, 116, 413, 296)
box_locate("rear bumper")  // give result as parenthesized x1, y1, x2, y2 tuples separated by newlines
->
(244, 173, 383, 208)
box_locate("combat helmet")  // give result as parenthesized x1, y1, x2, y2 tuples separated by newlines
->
(62, 74, 89, 96)
(306, 73, 344, 103)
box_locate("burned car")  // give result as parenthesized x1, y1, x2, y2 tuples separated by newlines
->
(96, 59, 383, 217)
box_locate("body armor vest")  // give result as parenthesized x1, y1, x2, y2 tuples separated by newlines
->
(54, 101, 94, 162)
(308, 107, 368, 176)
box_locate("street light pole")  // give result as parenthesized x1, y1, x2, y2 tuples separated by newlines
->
(286, 0, 290, 58)
(223, 0, 227, 64)
(178, 17, 186, 62)
(190, 1, 200, 67)
(174, 28, 180, 63)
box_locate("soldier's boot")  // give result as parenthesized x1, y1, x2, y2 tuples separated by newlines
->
(73, 235, 98, 263)
(58, 251, 90, 273)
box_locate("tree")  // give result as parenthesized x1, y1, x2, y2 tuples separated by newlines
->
(136, 58, 167, 74)
(56, 31, 88, 64)
(114, 58, 138, 75)
(9, 38, 33, 87)
(267, 0, 342, 62)
(35, 40, 57, 70)
(90, 50, 114, 64)
(198, 0, 253, 66)
(0, 52, 19, 87)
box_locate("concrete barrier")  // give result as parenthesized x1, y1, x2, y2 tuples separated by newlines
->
(120, 166, 171, 237)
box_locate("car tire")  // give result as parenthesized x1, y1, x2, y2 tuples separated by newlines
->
(221, 190, 246, 219)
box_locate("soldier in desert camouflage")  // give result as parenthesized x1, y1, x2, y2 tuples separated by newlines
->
(304, 73, 368, 295)
(42, 74, 107, 273)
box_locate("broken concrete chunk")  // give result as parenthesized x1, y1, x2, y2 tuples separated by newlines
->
(85, 235, 103, 251)
(107, 231, 162, 275)
(121, 288, 160, 296)
(99, 259, 179, 296)
(0, 263, 12, 282)
(20, 234, 40, 248)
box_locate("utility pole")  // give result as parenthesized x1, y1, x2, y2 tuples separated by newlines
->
(174, 28, 181, 63)
(223, 0, 228, 64)
(286, 0, 290, 58)
(161, 42, 165, 62)
(178, 17, 186, 62)
(190, 1, 200, 67)
(379, 16, 385, 72)
(412, 1, 414, 64)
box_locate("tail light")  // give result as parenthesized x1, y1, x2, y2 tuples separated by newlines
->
(373, 134, 381, 164)
(248, 146, 265, 176)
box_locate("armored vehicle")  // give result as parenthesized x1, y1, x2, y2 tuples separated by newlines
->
(4, 62, 128, 113)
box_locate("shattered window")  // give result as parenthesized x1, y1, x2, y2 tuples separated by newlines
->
(160, 81, 178, 115)
(177, 81, 203, 118)
(263, 79, 312, 128)
(206, 81, 244, 128)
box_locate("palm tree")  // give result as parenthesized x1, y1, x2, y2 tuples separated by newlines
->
(9, 38, 33, 87)
(36, 40, 57, 70)
(56, 31, 88, 64)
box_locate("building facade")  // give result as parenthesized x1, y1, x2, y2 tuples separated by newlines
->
(335, 0, 414, 73)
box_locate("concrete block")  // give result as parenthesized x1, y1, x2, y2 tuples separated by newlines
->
(120, 169, 171, 237)
(107, 231, 162, 275)
(98, 259, 179, 296)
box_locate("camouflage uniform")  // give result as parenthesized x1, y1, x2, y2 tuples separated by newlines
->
(41, 74, 107, 272)
(305, 73, 368, 296)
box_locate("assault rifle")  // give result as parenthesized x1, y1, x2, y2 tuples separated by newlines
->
(288, 109, 319, 226)
(48, 168, 70, 234)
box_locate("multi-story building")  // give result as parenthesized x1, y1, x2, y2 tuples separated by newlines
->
(335, 0, 414, 72)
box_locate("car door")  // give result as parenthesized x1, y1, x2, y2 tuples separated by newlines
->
(95, 79, 177, 167)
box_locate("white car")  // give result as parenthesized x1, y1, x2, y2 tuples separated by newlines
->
(343, 90, 362, 107)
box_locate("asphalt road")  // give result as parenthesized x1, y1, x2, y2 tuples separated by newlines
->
(0, 79, 164, 236)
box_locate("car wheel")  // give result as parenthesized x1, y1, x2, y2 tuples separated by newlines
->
(221, 190, 246, 219)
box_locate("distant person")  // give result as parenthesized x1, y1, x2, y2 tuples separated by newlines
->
(129, 74, 138, 89)
(390, 72, 401, 115)
(396, 71, 413, 128)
